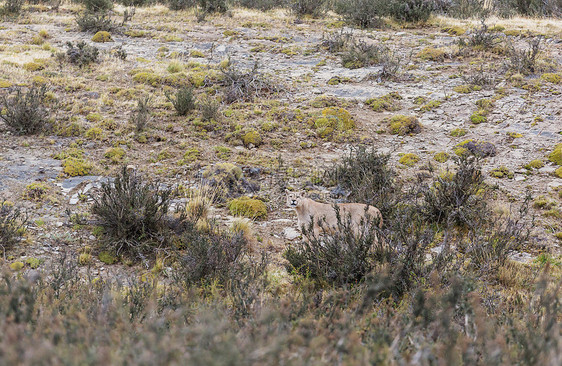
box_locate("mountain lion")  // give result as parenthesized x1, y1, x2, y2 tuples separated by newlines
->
(286, 191, 382, 238)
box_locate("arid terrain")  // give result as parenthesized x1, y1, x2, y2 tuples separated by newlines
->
(1, 4, 561, 270)
(0, 1, 561, 364)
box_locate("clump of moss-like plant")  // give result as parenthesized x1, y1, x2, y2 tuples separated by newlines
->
(388, 115, 421, 135)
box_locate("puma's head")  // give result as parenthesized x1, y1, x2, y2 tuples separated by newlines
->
(286, 190, 305, 208)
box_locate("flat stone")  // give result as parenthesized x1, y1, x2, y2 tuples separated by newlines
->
(548, 181, 562, 190)
(539, 166, 557, 174)
(273, 219, 292, 224)
(283, 227, 300, 240)
(69, 194, 79, 205)
(510, 252, 534, 264)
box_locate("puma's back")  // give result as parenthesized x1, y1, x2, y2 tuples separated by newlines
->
(286, 191, 382, 237)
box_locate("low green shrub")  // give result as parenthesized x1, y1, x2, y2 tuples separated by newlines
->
(334, 0, 386, 28)
(166, 87, 196, 116)
(324, 147, 398, 217)
(284, 206, 384, 286)
(168, 0, 195, 10)
(290, 0, 326, 18)
(91, 166, 173, 261)
(131, 96, 152, 132)
(76, 12, 114, 33)
(421, 156, 488, 228)
(0, 202, 27, 255)
(81, 0, 113, 13)
(65, 41, 100, 67)
(0, 86, 49, 135)
(228, 197, 267, 219)
(198, 0, 228, 13)
(1, 0, 24, 15)
(387, 0, 433, 22)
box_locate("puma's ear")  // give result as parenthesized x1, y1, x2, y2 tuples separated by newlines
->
(299, 191, 305, 197)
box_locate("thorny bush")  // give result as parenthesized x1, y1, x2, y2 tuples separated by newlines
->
(131, 96, 151, 132)
(219, 62, 281, 104)
(334, 0, 386, 28)
(91, 166, 173, 261)
(0, 85, 49, 135)
(421, 155, 490, 228)
(0, 202, 27, 256)
(165, 87, 196, 116)
(65, 41, 100, 67)
(284, 206, 385, 286)
(325, 146, 398, 218)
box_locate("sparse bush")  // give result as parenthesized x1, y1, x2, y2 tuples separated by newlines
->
(463, 65, 497, 87)
(464, 193, 532, 270)
(334, 0, 386, 28)
(290, 0, 326, 18)
(119, 0, 153, 6)
(112, 45, 127, 60)
(219, 62, 281, 104)
(0, 85, 49, 135)
(284, 207, 384, 286)
(131, 96, 151, 132)
(458, 19, 503, 51)
(421, 156, 489, 228)
(166, 87, 196, 116)
(507, 37, 542, 75)
(341, 40, 389, 69)
(65, 41, 100, 67)
(0, 202, 27, 255)
(387, 0, 434, 22)
(495, 0, 562, 17)
(446, 0, 487, 18)
(1, 0, 24, 15)
(76, 11, 114, 33)
(199, 96, 221, 121)
(320, 29, 353, 53)
(237, 0, 281, 10)
(325, 147, 398, 217)
(91, 166, 173, 261)
(168, 0, 195, 10)
(377, 50, 402, 81)
(172, 221, 250, 286)
(171, 189, 266, 288)
(81, 0, 113, 12)
(462, 140, 497, 157)
(120, 6, 135, 25)
(198, 0, 228, 13)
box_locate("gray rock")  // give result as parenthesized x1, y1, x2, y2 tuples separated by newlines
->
(283, 227, 300, 240)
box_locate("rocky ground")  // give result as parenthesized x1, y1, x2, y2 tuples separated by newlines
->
(0, 4, 561, 278)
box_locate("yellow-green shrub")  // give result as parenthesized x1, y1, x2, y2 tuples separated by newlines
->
(548, 144, 562, 165)
(228, 197, 267, 219)
(388, 115, 421, 135)
(399, 153, 419, 166)
(63, 158, 93, 177)
(92, 31, 112, 43)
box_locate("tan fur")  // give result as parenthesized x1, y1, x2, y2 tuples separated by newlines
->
(286, 191, 382, 238)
